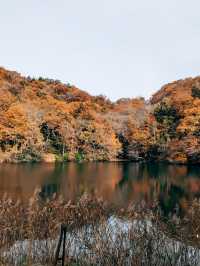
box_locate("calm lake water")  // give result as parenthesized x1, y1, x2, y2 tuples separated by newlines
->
(0, 162, 200, 216)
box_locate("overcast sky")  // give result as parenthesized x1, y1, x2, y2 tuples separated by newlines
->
(0, 0, 200, 100)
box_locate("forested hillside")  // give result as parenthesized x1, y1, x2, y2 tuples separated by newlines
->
(0, 67, 200, 164)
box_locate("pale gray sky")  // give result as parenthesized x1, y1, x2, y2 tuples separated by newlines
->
(0, 0, 200, 100)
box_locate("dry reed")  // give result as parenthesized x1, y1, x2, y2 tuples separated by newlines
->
(0, 190, 200, 266)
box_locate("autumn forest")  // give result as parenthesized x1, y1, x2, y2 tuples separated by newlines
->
(0, 67, 200, 164)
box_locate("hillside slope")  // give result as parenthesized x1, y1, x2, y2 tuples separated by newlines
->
(0, 67, 200, 164)
(151, 77, 200, 163)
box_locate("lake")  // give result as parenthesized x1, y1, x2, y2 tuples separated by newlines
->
(0, 162, 200, 216)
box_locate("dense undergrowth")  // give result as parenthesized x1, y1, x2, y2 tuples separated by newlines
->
(1, 191, 200, 265)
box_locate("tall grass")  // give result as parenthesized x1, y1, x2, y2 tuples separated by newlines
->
(0, 191, 200, 265)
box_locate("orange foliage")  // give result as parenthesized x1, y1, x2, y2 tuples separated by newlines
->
(0, 67, 200, 163)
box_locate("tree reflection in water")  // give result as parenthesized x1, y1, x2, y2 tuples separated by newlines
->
(0, 162, 200, 217)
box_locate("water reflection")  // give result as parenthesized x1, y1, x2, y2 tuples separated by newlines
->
(0, 162, 200, 215)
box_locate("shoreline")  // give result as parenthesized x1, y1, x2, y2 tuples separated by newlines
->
(0, 157, 199, 165)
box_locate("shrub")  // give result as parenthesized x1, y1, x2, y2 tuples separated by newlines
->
(146, 144, 161, 161)
(15, 147, 42, 162)
(154, 102, 181, 138)
(154, 102, 179, 124)
(55, 152, 69, 162)
(40, 122, 65, 154)
(36, 90, 46, 97)
(75, 151, 84, 162)
(192, 86, 200, 98)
